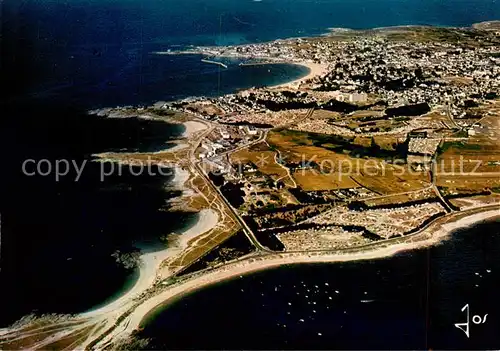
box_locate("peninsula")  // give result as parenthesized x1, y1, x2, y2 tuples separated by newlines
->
(1, 22, 499, 350)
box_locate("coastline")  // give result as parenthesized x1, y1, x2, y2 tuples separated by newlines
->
(269, 61, 328, 89)
(152, 49, 328, 91)
(81, 162, 218, 319)
(107, 207, 499, 342)
(4, 18, 500, 350)
(182, 120, 208, 138)
(82, 208, 219, 319)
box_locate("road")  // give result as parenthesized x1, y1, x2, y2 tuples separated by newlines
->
(192, 110, 449, 254)
(445, 103, 460, 129)
(286, 107, 315, 129)
(193, 160, 271, 252)
(216, 129, 269, 158)
(431, 140, 456, 213)
(206, 108, 315, 249)
(188, 118, 271, 252)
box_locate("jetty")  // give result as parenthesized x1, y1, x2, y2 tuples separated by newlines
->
(239, 62, 269, 67)
(201, 59, 228, 69)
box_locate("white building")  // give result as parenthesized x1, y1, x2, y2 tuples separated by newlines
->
(246, 126, 258, 135)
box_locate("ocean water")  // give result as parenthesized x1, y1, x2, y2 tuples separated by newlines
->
(0, 0, 309, 326)
(141, 220, 500, 350)
(0, 104, 201, 326)
(22, 52, 310, 109)
(1, 0, 499, 330)
(3, 0, 500, 105)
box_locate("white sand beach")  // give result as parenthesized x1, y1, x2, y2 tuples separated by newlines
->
(169, 167, 190, 188)
(81, 209, 218, 319)
(272, 62, 329, 89)
(182, 120, 208, 138)
(95, 207, 499, 346)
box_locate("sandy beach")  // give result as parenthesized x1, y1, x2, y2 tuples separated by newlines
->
(93, 207, 499, 346)
(150, 119, 209, 153)
(152, 50, 327, 91)
(270, 61, 329, 89)
(182, 120, 208, 138)
(169, 166, 190, 188)
(81, 208, 219, 319)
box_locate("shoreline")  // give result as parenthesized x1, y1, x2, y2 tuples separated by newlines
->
(149, 20, 499, 95)
(150, 50, 323, 91)
(81, 161, 219, 319)
(4, 20, 499, 349)
(110, 207, 499, 341)
(269, 61, 328, 89)
(81, 208, 219, 319)
(154, 20, 499, 56)
(154, 51, 327, 91)
(182, 120, 208, 138)
(147, 119, 210, 154)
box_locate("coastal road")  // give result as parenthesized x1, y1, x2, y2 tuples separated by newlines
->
(265, 203, 500, 255)
(216, 129, 269, 158)
(431, 141, 456, 213)
(188, 118, 271, 252)
(89, 203, 500, 351)
(193, 160, 272, 253)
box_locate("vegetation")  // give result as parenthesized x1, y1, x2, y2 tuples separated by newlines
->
(439, 141, 482, 154)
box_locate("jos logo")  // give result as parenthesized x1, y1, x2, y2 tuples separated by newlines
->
(455, 304, 488, 339)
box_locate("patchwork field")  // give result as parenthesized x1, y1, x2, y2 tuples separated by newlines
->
(267, 129, 431, 194)
(230, 143, 296, 188)
(436, 112, 500, 191)
(293, 170, 360, 191)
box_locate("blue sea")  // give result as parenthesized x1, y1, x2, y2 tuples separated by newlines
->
(3, 0, 500, 106)
(0, 0, 499, 341)
(141, 220, 500, 350)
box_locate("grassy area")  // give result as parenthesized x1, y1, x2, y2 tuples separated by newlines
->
(436, 112, 500, 191)
(351, 170, 429, 195)
(293, 170, 359, 191)
(364, 192, 435, 207)
(231, 149, 290, 181)
(439, 141, 483, 153)
(164, 170, 242, 272)
(267, 129, 429, 194)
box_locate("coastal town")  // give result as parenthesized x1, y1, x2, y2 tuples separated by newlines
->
(2, 22, 500, 351)
(149, 23, 500, 255)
